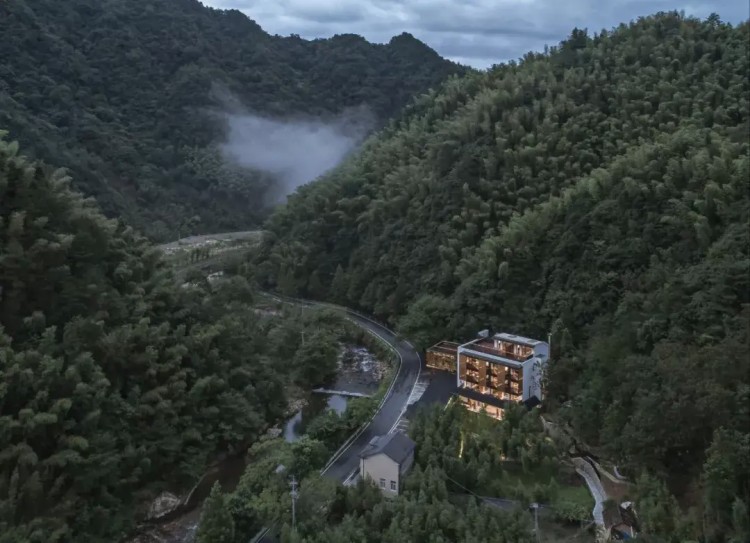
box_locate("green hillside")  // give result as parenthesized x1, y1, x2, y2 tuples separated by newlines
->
(259, 13, 750, 541)
(0, 0, 464, 240)
(0, 136, 368, 541)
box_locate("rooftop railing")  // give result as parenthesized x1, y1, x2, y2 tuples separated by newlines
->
(461, 342, 534, 362)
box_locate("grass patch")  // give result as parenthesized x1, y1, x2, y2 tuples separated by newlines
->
(555, 481, 594, 511)
(489, 462, 592, 513)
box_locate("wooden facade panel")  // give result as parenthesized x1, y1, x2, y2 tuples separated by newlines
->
(459, 395, 505, 420)
(426, 341, 459, 372)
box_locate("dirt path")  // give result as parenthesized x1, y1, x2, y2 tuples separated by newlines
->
(157, 230, 262, 252)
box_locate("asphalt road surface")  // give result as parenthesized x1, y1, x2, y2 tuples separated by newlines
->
(264, 293, 422, 483)
(255, 294, 423, 543)
(320, 309, 422, 482)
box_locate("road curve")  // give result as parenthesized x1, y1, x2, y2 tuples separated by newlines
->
(262, 293, 422, 482)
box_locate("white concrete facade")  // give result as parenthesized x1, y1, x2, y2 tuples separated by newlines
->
(360, 451, 413, 496)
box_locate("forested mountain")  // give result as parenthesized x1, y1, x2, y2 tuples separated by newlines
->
(0, 0, 463, 240)
(0, 137, 359, 542)
(258, 12, 750, 540)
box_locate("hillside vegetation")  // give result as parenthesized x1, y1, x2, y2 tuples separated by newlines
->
(0, 135, 369, 541)
(208, 404, 546, 543)
(259, 13, 750, 541)
(0, 0, 463, 240)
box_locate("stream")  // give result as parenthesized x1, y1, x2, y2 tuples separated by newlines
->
(127, 345, 385, 543)
(284, 394, 348, 442)
(284, 344, 386, 441)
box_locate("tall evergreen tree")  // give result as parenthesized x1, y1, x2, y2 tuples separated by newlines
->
(197, 482, 235, 543)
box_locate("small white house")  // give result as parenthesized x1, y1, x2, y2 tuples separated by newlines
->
(359, 432, 415, 496)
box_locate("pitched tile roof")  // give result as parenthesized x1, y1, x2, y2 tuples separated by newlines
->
(360, 432, 415, 464)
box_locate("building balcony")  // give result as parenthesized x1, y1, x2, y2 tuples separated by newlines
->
(488, 370, 521, 382)
(497, 349, 534, 362)
(486, 383, 521, 396)
(466, 363, 480, 373)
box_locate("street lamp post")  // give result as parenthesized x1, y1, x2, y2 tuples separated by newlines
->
(530, 502, 540, 542)
(290, 476, 299, 532)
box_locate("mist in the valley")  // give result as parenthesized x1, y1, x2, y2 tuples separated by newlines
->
(220, 107, 374, 203)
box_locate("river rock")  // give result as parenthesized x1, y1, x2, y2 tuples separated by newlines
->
(285, 396, 308, 415)
(147, 491, 181, 520)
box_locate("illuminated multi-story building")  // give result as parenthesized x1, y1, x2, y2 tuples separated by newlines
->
(425, 341, 459, 371)
(426, 331, 549, 419)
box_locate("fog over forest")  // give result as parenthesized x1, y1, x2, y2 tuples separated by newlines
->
(220, 108, 374, 202)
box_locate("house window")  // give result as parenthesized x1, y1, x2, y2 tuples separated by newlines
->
(390, 480, 397, 491)
(379, 478, 385, 488)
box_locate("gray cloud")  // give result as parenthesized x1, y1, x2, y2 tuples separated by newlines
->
(220, 108, 373, 202)
(202, 0, 747, 68)
(293, 3, 366, 23)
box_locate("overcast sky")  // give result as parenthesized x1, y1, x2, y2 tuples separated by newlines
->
(202, 1, 747, 68)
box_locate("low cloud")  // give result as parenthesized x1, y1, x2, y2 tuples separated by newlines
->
(220, 107, 373, 202)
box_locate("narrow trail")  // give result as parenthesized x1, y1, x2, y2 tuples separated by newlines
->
(572, 457, 607, 526)
(156, 230, 261, 252)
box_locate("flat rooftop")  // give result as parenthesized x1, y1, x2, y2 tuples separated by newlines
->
(492, 332, 544, 347)
(426, 341, 460, 355)
(460, 337, 535, 363)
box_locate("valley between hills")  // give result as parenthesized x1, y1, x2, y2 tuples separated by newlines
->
(0, 3, 748, 543)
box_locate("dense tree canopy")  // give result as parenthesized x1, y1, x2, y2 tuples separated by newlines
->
(1, 6, 748, 543)
(226, 406, 543, 543)
(197, 482, 235, 543)
(258, 12, 750, 540)
(0, 137, 359, 542)
(0, 0, 464, 240)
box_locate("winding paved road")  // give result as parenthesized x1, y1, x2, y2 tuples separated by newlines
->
(263, 293, 422, 483)
(252, 294, 422, 542)
(322, 310, 422, 481)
